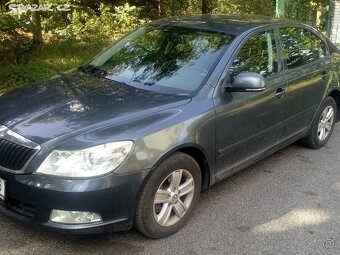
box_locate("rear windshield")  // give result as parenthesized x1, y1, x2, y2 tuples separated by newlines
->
(88, 25, 235, 94)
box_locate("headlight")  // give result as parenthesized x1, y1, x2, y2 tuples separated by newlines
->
(36, 141, 133, 177)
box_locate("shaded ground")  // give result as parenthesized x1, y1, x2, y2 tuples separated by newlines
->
(1, 126, 340, 255)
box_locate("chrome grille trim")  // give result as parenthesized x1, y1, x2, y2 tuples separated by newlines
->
(0, 125, 41, 172)
(0, 125, 40, 150)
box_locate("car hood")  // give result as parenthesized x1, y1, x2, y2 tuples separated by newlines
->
(0, 71, 191, 144)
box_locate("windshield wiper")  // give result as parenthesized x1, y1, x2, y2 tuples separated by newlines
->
(78, 65, 107, 77)
(132, 78, 155, 86)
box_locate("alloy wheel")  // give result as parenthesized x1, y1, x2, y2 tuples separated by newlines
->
(318, 105, 334, 141)
(153, 169, 195, 227)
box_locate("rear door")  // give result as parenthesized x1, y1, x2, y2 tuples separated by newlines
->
(279, 27, 331, 137)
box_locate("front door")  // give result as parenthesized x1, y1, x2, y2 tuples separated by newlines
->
(214, 29, 287, 177)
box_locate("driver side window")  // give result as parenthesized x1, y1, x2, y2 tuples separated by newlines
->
(229, 30, 278, 82)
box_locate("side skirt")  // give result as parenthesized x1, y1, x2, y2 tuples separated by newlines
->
(213, 129, 309, 185)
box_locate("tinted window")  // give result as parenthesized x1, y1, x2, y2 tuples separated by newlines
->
(280, 27, 327, 69)
(229, 30, 278, 81)
(89, 26, 235, 94)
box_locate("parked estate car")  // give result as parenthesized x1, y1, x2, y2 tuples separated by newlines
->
(0, 14, 339, 239)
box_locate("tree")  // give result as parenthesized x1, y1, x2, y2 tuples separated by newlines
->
(275, 0, 285, 17)
(202, 0, 214, 14)
(31, 0, 42, 45)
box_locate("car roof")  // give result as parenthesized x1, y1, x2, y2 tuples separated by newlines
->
(151, 14, 298, 35)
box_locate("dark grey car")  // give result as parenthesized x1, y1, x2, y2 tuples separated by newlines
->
(0, 14, 339, 239)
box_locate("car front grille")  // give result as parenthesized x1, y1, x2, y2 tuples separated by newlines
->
(0, 139, 37, 170)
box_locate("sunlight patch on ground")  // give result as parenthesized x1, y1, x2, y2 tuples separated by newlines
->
(252, 209, 330, 233)
(330, 182, 340, 190)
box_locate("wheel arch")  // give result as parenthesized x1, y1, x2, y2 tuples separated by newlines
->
(150, 144, 213, 192)
(328, 89, 340, 122)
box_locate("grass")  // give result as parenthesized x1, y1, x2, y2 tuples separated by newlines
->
(0, 38, 108, 95)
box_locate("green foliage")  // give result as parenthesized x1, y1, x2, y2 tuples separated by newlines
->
(0, 1, 146, 89)
(210, 0, 276, 16)
(0, 13, 33, 65)
(275, 0, 329, 27)
(0, 38, 106, 94)
(51, 3, 146, 41)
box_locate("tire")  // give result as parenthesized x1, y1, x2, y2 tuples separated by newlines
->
(300, 96, 337, 149)
(134, 152, 202, 239)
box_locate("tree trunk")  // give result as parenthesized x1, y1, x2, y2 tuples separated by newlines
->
(31, 0, 43, 45)
(0, 0, 5, 12)
(158, 0, 161, 17)
(275, 0, 285, 18)
(202, 0, 213, 14)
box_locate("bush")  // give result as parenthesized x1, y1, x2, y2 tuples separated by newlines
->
(0, 2, 145, 91)
(0, 37, 107, 94)
(0, 14, 33, 66)
(51, 3, 146, 41)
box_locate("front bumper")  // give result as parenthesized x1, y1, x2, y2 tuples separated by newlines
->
(0, 170, 147, 234)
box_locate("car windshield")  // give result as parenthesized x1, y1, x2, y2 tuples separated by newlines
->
(86, 25, 235, 94)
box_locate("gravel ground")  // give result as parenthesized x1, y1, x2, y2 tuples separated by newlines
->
(1, 125, 340, 255)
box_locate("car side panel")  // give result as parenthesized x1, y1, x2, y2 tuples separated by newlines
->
(283, 58, 332, 137)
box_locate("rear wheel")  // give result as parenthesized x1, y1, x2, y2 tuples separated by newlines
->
(300, 96, 337, 149)
(134, 152, 201, 239)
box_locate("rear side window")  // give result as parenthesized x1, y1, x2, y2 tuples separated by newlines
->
(229, 30, 278, 81)
(280, 27, 327, 69)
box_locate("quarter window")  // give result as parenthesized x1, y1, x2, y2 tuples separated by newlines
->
(229, 30, 278, 81)
(280, 27, 327, 69)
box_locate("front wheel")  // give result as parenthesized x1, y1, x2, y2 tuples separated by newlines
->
(300, 96, 337, 149)
(134, 152, 201, 239)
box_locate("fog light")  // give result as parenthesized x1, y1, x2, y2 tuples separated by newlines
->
(50, 210, 102, 224)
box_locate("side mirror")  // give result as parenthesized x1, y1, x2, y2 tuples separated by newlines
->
(225, 72, 266, 92)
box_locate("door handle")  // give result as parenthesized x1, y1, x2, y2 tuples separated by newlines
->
(275, 88, 285, 99)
